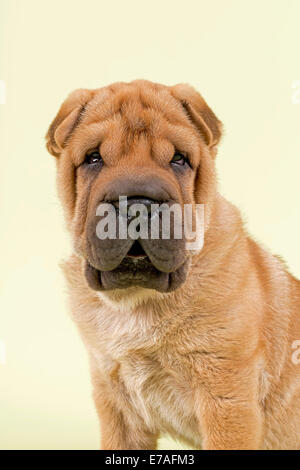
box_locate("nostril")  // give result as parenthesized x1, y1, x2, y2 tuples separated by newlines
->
(110, 197, 159, 215)
(111, 196, 157, 204)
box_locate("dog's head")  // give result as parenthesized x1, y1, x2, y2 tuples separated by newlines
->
(46, 80, 222, 296)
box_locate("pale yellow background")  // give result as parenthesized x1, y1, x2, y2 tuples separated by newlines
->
(0, 0, 300, 450)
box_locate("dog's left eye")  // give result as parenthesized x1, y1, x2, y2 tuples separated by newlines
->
(171, 152, 187, 166)
(85, 151, 103, 165)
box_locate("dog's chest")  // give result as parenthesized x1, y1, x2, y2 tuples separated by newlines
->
(84, 302, 202, 446)
(94, 345, 200, 446)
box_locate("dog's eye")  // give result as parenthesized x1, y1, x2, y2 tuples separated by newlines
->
(171, 152, 187, 166)
(85, 151, 103, 165)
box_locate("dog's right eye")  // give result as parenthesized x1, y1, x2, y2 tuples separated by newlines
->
(85, 151, 103, 165)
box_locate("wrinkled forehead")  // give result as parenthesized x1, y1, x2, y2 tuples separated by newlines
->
(84, 81, 186, 126)
(69, 82, 201, 165)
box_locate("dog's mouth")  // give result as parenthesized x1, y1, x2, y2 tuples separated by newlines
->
(126, 240, 148, 259)
(84, 240, 190, 293)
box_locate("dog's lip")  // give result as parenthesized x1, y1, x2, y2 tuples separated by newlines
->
(84, 257, 190, 293)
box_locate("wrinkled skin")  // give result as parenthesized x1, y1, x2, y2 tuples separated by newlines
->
(46, 81, 300, 451)
(46, 80, 220, 293)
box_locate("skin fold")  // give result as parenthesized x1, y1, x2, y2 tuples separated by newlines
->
(46, 80, 300, 450)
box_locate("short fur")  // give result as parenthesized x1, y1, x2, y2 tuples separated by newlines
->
(46, 80, 300, 449)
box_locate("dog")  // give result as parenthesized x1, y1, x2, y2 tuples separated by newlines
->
(46, 80, 300, 450)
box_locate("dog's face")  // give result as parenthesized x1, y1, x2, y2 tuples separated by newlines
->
(46, 80, 222, 295)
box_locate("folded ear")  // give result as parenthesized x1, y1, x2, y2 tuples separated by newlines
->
(45, 89, 94, 157)
(171, 84, 223, 157)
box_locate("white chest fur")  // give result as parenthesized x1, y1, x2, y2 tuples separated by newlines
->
(84, 299, 200, 448)
(92, 345, 200, 447)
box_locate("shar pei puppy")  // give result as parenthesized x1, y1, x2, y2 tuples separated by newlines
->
(46, 80, 300, 450)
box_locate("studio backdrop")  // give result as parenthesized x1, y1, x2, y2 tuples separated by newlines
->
(0, 0, 300, 450)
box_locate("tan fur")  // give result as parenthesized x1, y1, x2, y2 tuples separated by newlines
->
(46, 80, 300, 449)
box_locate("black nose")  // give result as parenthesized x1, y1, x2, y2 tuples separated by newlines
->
(110, 196, 157, 217)
(103, 177, 171, 204)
